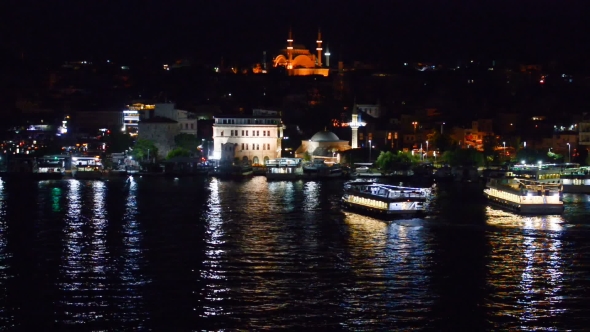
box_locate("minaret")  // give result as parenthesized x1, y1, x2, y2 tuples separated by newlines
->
(316, 29, 323, 67)
(348, 101, 365, 149)
(325, 44, 331, 67)
(287, 27, 294, 69)
(263, 51, 267, 71)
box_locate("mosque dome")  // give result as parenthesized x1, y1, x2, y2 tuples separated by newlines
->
(310, 130, 340, 142)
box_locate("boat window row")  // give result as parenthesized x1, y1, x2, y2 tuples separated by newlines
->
(347, 195, 388, 210)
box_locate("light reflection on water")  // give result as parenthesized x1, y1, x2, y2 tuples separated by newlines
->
(117, 176, 148, 328)
(485, 207, 570, 330)
(1, 178, 590, 330)
(0, 178, 11, 327)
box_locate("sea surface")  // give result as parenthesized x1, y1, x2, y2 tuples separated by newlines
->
(1, 175, 590, 331)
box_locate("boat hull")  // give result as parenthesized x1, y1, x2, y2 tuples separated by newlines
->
(341, 200, 424, 218)
(484, 192, 564, 215)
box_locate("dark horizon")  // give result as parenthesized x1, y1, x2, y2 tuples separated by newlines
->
(3, 1, 590, 65)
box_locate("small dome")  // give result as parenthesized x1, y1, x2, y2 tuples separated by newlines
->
(310, 130, 340, 142)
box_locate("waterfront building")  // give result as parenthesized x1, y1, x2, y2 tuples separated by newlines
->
(138, 117, 179, 159)
(122, 103, 155, 135)
(210, 110, 283, 165)
(294, 129, 351, 163)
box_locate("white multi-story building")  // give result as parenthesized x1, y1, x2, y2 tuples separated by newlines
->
(123, 103, 155, 135)
(211, 110, 283, 165)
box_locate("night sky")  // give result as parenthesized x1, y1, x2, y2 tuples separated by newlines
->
(2, 0, 589, 65)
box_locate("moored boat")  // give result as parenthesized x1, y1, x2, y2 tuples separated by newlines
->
(484, 177, 563, 215)
(341, 181, 430, 218)
(72, 155, 105, 180)
(265, 158, 304, 180)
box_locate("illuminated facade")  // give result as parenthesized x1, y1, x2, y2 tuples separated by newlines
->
(123, 103, 155, 135)
(273, 28, 329, 77)
(347, 106, 366, 149)
(211, 110, 283, 165)
(295, 129, 351, 163)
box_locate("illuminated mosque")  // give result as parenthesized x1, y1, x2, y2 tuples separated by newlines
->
(273, 28, 330, 77)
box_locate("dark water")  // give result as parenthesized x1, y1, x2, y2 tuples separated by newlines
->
(1, 176, 590, 331)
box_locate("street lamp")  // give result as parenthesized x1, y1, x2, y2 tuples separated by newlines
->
(567, 143, 571, 163)
(368, 139, 372, 162)
(426, 140, 429, 161)
(441, 122, 445, 134)
(503, 141, 506, 161)
(412, 121, 418, 133)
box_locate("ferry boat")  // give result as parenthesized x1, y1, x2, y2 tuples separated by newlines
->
(72, 156, 105, 180)
(560, 166, 590, 194)
(265, 158, 304, 180)
(303, 160, 344, 178)
(484, 177, 564, 215)
(341, 181, 430, 218)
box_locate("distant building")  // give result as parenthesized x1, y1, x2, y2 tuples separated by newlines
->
(211, 111, 283, 165)
(138, 117, 179, 159)
(123, 103, 155, 135)
(579, 120, 590, 146)
(145, 103, 197, 136)
(294, 129, 351, 163)
(353, 102, 383, 119)
(273, 28, 329, 77)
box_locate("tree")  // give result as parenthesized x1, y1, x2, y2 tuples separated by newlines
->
(303, 151, 312, 161)
(430, 130, 454, 153)
(482, 135, 499, 166)
(131, 139, 158, 161)
(105, 130, 133, 153)
(441, 148, 485, 167)
(167, 147, 191, 159)
(375, 151, 420, 171)
(174, 133, 200, 156)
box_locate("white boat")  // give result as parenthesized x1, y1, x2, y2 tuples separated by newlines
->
(72, 156, 105, 180)
(560, 166, 590, 194)
(484, 177, 563, 215)
(265, 158, 304, 180)
(341, 181, 430, 218)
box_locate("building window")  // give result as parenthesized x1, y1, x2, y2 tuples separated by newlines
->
(241, 143, 244, 150)
(241, 130, 244, 136)
(257, 130, 260, 136)
(263, 131, 266, 137)
(257, 144, 260, 150)
(246, 130, 249, 136)
(221, 131, 224, 136)
(267, 130, 270, 136)
(267, 143, 270, 150)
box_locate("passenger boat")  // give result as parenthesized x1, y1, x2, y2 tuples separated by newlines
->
(484, 177, 563, 215)
(72, 156, 105, 180)
(341, 181, 430, 218)
(265, 158, 304, 180)
(560, 166, 590, 194)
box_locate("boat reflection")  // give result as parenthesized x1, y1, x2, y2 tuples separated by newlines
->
(486, 207, 567, 330)
(341, 211, 433, 329)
